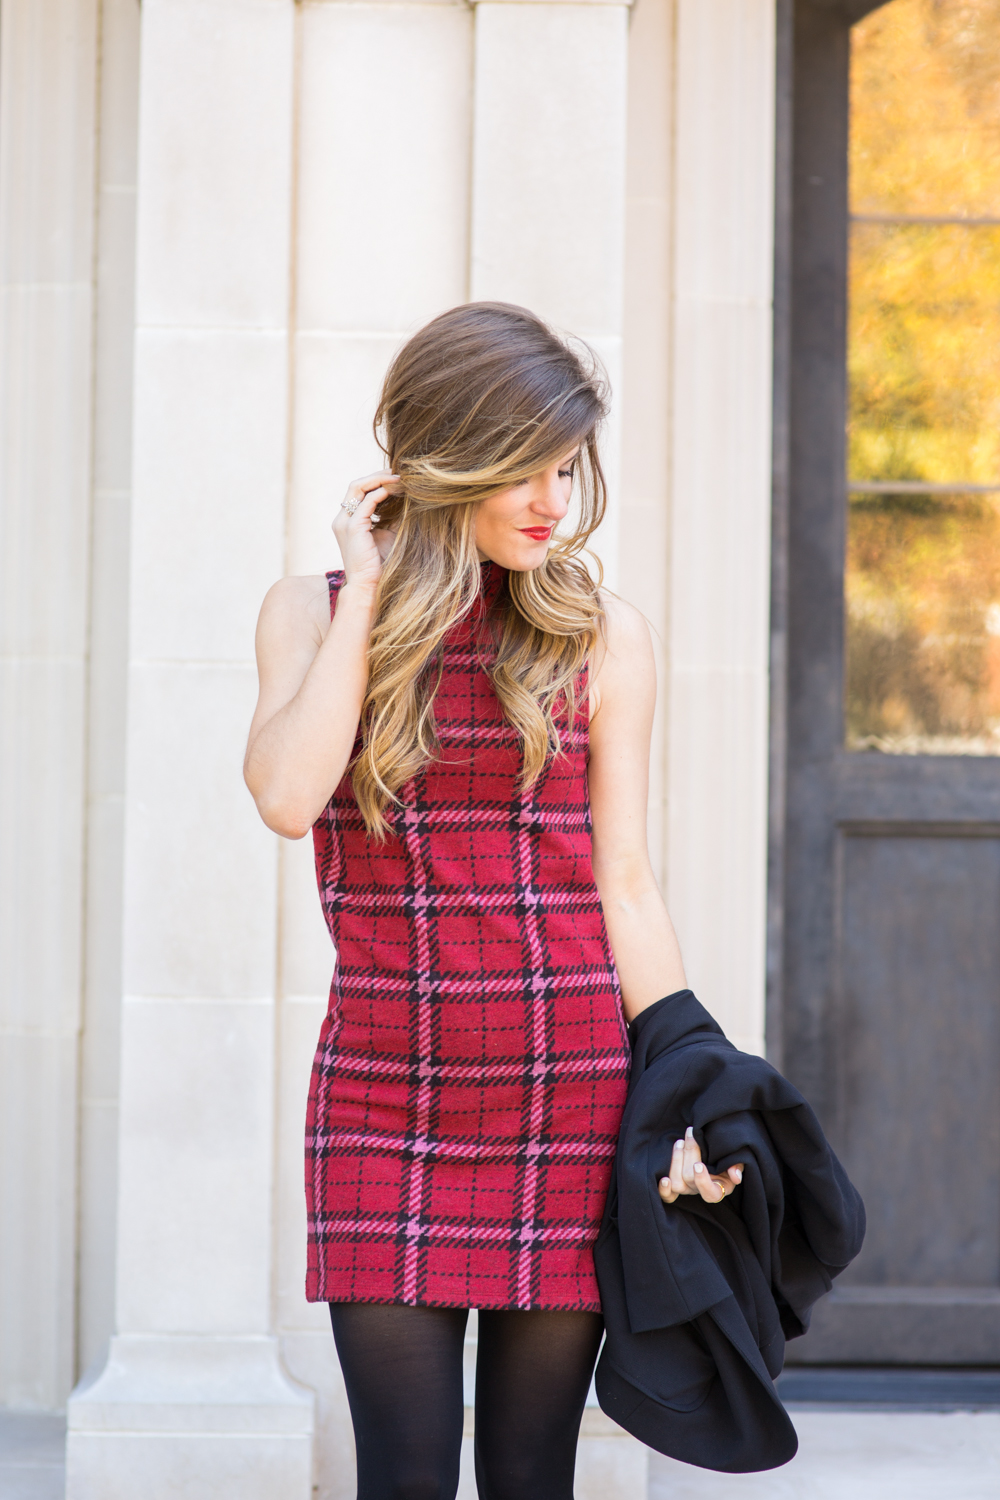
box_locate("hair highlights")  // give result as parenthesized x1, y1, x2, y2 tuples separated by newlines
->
(352, 302, 608, 838)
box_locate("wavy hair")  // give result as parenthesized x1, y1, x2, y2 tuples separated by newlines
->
(352, 301, 608, 838)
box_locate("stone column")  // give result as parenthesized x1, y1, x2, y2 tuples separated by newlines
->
(67, 2, 313, 1495)
(665, 0, 777, 1057)
(0, 0, 99, 1411)
(77, 0, 142, 1383)
(620, 0, 676, 893)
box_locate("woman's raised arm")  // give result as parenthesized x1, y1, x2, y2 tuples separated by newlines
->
(587, 595, 687, 1020)
(243, 474, 395, 839)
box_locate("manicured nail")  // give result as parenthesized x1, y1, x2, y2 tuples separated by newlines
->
(694, 1162, 705, 1174)
(685, 1126, 694, 1140)
(732, 1169, 742, 1183)
(674, 1140, 684, 1152)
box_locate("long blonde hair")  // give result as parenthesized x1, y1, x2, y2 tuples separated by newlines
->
(353, 302, 608, 838)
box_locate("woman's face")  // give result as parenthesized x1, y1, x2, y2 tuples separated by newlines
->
(473, 446, 579, 571)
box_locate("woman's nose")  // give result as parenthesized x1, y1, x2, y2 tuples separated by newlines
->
(534, 473, 569, 518)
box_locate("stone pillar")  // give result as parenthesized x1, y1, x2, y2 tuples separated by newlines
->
(620, 0, 676, 892)
(77, 0, 142, 1383)
(666, 0, 777, 1056)
(0, 0, 99, 1411)
(66, 2, 313, 1494)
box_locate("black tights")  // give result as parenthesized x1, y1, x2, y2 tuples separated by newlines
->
(329, 1302, 603, 1500)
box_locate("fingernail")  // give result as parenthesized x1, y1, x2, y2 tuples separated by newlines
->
(685, 1126, 694, 1140)
(694, 1162, 705, 1174)
(733, 1169, 742, 1183)
(674, 1140, 684, 1151)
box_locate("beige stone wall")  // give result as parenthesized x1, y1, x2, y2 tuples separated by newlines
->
(1, 0, 777, 1495)
(2, 0, 101, 1411)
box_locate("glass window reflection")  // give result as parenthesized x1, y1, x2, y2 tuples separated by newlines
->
(846, 0, 1000, 754)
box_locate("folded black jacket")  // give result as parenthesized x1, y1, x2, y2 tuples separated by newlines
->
(594, 990, 865, 1473)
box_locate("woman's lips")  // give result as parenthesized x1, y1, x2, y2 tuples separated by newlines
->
(519, 526, 553, 541)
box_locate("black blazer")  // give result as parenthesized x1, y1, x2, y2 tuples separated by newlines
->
(594, 991, 865, 1473)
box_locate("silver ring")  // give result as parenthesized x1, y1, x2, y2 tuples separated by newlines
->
(341, 495, 362, 517)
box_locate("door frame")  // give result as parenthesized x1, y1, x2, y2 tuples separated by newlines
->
(766, 0, 1000, 1377)
(768, 0, 888, 1069)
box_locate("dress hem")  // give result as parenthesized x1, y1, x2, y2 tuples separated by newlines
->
(311, 1288, 604, 1314)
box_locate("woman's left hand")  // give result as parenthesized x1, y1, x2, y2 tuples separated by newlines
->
(658, 1127, 744, 1205)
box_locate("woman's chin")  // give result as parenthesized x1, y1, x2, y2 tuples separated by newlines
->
(482, 539, 550, 573)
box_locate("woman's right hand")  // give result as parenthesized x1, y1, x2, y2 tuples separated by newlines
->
(658, 1127, 744, 1205)
(332, 472, 400, 595)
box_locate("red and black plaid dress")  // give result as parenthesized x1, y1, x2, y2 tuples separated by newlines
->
(305, 563, 631, 1311)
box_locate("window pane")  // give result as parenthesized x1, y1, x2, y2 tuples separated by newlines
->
(848, 221, 1000, 488)
(847, 0, 1000, 754)
(851, 0, 1000, 219)
(846, 492, 1000, 754)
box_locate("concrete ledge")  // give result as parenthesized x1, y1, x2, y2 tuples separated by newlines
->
(66, 1335, 314, 1500)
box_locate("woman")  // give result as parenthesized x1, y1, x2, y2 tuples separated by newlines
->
(245, 303, 743, 1500)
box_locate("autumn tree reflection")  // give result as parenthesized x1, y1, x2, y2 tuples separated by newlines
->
(846, 0, 1000, 751)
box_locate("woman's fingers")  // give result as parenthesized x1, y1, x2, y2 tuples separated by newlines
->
(333, 477, 397, 532)
(659, 1136, 746, 1205)
(657, 1137, 686, 1203)
(331, 473, 400, 589)
(353, 469, 400, 497)
(695, 1163, 729, 1202)
(356, 486, 388, 515)
(682, 1126, 701, 1190)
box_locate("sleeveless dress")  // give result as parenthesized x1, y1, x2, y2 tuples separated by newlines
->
(305, 562, 631, 1312)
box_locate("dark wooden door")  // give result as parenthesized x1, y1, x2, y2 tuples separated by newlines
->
(771, 0, 1000, 1364)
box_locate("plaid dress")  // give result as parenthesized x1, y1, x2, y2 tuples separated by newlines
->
(305, 563, 631, 1311)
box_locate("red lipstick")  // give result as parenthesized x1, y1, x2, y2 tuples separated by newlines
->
(519, 526, 553, 542)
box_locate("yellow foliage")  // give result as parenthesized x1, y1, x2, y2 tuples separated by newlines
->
(851, 0, 1000, 219)
(849, 222, 1000, 485)
(846, 0, 1000, 749)
(849, 0, 1000, 485)
(846, 495, 1000, 745)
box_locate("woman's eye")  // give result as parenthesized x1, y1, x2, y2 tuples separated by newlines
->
(559, 468, 574, 480)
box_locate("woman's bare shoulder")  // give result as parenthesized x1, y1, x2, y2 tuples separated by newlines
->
(593, 590, 653, 670)
(257, 573, 334, 647)
(590, 591, 655, 715)
(599, 590, 652, 646)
